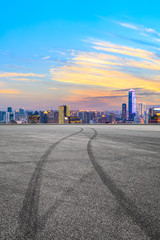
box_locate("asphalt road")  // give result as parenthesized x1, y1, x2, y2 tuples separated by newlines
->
(0, 125, 160, 240)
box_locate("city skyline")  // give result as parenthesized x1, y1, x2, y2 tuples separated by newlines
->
(1, 1, 160, 110)
(1, 88, 160, 124)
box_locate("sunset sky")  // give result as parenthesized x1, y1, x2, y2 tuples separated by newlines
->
(1, 0, 160, 110)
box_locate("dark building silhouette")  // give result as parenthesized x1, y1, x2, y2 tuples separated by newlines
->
(84, 111, 90, 123)
(148, 108, 160, 123)
(109, 113, 115, 123)
(122, 103, 127, 123)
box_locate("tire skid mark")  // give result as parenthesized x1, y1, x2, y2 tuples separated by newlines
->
(87, 128, 160, 240)
(15, 128, 83, 240)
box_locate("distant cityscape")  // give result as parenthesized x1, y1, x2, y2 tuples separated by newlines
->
(1, 89, 160, 124)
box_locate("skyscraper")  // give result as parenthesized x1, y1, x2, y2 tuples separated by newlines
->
(58, 105, 70, 124)
(6, 107, 15, 123)
(54, 111, 59, 123)
(138, 103, 146, 117)
(122, 103, 127, 123)
(128, 89, 136, 121)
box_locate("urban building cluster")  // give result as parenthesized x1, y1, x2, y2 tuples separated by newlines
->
(0, 89, 160, 124)
(121, 89, 160, 124)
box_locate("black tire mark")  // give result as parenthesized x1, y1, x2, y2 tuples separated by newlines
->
(87, 128, 160, 240)
(15, 128, 83, 240)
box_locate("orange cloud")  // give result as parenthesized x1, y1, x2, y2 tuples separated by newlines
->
(73, 51, 160, 71)
(10, 78, 43, 82)
(91, 40, 155, 60)
(0, 72, 45, 78)
(51, 64, 160, 92)
(0, 89, 22, 94)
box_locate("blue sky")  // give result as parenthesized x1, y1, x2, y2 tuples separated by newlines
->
(1, 0, 160, 110)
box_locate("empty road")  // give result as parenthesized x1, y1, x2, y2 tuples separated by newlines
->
(0, 125, 160, 240)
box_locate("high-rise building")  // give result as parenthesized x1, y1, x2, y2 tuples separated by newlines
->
(128, 89, 136, 121)
(138, 103, 146, 117)
(6, 107, 15, 123)
(59, 106, 64, 124)
(84, 111, 90, 123)
(78, 111, 83, 121)
(0, 111, 6, 123)
(19, 108, 24, 115)
(122, 103, 127, 123)
(7, 107, 12, 113)
(58, 105, 70, 124)
(54, 111, 59, 123)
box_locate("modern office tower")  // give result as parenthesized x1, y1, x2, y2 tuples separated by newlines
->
(7, 107, 12, 113)
(78, 111, 83, 121)
(149, 108, 154, 118)
(96, 111, 101, 118)
(90, 111, 96, 121)
(64, 105, 70, 118)
(6, 112, 15, 123)
(1, 111, 6, 123)
(128, 89, 136, 121)
(138, 103, 146, 117)
(6, 107, 15, 123)
(19, 108, 24, 115)
(47, 111, 54, 123)
(58, 105, 70, 124)
(54, 111, 59, 123)
(40, 111, 49, 123)
(84, 111, 90, 123)
(122, 103, 127, 123)
(59, 106, 64, 124)
(144, 110, 149, 124)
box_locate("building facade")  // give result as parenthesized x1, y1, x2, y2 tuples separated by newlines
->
(128, 89, 136, 121)
(138, 103, 146, 117)
(58, 105, 70, 124)
(122, 103, 127, 123)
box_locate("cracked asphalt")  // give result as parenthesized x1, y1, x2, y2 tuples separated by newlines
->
(0, 125, 160, 240)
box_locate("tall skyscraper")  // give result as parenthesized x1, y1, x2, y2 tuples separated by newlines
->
(6, 107, 15, 123)
(122, 103, 127, 123)
(128, 89, 136, 121)
(58, 105, 70, 124)
(138, 103, 146, 117)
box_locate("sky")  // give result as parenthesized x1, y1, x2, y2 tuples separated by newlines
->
(1, 0, 160, 110)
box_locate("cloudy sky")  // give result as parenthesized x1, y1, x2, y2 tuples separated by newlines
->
(1, 0, 160, 110)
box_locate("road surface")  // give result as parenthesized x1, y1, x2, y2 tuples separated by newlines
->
(0, 125, 160, 240)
